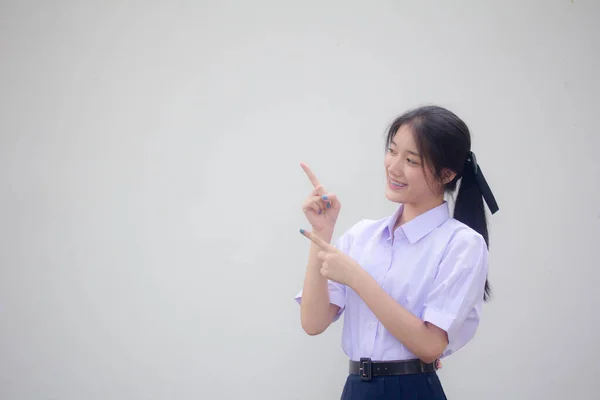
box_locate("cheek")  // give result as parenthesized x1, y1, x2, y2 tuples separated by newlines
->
(406, 168, 429, 189)
(423, 169, 440, 188)
(405, 167, 419, 182)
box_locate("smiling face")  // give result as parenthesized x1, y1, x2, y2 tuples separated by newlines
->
(384, 124, 449, 219)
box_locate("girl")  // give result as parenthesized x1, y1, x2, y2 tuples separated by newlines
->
(295, 105, 499, 399)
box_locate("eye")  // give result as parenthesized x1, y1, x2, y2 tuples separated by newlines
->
(406, 157, 419, 165)
(387, 147, 397, 155)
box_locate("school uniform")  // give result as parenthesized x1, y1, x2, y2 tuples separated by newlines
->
(295, 201, 489, 399)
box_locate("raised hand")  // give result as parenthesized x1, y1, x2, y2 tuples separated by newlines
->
(300, 163, 341, 233)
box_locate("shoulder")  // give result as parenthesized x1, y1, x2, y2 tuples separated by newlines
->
(438, 218, 488, 269)
(443, 219, 487, 249)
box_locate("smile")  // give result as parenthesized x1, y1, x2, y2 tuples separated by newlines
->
(388, 178, 407, 189)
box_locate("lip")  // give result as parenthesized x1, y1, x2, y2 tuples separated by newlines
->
(388, 177, 407, 185)
(388, 177, 407, 190)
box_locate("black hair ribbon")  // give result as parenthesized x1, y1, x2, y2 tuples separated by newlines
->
(468, 151, 499, 215)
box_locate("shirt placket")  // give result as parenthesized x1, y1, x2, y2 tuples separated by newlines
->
(363, 235, 396, 358)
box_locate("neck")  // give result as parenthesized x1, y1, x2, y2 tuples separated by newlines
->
(395, 197, 444, 229)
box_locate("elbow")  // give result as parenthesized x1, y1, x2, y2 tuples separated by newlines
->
(419, 353, 441, 364)
(417, 326, 447, 363)
(300, 314, 328, 335)
(418, 346, 445, 364)
(300, 312, 331, 336)
(301, 321, 326, 336)
(303, 327, 325, 336)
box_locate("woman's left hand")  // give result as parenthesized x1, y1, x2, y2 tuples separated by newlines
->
(300, 228, 364, 287)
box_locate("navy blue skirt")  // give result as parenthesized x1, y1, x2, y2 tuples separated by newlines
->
(340, 372, 447, 399)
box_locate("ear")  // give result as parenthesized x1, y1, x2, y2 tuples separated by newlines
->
(440, 168, 457, 185)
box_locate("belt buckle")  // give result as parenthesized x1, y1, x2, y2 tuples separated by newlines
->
(359, 357, 372, 382)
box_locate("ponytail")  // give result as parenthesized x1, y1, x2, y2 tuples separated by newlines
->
(453, 152, 499, 301)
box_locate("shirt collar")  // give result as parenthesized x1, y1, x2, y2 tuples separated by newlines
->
(378, 202, 450, 244)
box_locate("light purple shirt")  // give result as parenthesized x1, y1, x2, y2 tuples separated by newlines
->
(295, 202, 489, 361)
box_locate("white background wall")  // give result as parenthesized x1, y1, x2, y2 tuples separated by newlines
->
(1, 1, 599, 399)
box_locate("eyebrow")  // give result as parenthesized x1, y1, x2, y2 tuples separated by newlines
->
(389, 140, 421, 157)
(391, 141, 420, 157)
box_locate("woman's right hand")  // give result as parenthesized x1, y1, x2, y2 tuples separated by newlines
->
(300, 163, 341, 233)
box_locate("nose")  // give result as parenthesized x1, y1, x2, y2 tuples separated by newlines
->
(387, 157, 404, 176)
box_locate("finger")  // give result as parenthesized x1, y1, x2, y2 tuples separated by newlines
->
(300, 163, 321, 189)
(302, 196, 325, 214)
(299, 229, 333, 250)
(317, 250, 327, 260)
(302, 201, 321, 215)
(311, 184, 326, 196)
(319, 193, 339, 210)
(305, 191, 335, 211)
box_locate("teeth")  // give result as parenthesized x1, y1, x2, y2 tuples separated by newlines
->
(390, 179, 405, 186)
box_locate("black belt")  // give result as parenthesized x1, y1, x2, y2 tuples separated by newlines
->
(349, 358, 439, 381)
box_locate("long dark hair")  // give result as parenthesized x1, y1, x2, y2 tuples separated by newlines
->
(385, 105, 493, 301)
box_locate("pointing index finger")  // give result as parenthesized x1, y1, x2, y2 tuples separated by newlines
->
(300, 162, 321, 188)
(299, 228, 333, 250)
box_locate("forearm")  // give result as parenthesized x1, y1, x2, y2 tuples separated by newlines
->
(351, 270, 446, 362)
(300, 230, 335, 335)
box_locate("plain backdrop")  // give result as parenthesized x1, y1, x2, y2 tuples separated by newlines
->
(1, 1, 599, 399)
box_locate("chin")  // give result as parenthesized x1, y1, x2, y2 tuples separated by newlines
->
(385, 189, 406, 204)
